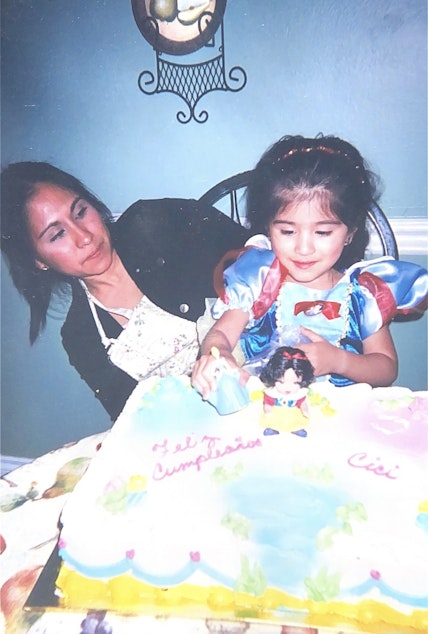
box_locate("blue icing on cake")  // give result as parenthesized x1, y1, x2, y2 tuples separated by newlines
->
(225, 474, 350, 590)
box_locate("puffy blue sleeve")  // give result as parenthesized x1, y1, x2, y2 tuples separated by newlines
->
(349, 257, 428, 339)
(212, 247, 276, 324)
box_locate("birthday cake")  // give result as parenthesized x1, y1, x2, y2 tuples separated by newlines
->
(55, 376, 428, 632)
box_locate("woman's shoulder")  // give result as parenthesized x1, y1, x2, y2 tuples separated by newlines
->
(115, 198, 250, 237)
(61, 281, 94, 341)
(113, 199, 180, 239)
(113, 199, 199, 241)
(113, 198, 250, 266)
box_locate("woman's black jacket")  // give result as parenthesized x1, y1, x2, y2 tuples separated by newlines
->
(61, 197, 249, 421)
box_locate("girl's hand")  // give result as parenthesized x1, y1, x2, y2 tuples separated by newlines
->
(192, 349, 250, 400)
(191, 353, 221, 399)
(298, 325, 398, 386)
(297, 326, 342, 377)
(192, 309, 250, 399)
(191, 351, 243, 400)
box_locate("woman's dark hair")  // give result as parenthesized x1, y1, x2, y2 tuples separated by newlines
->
(1, 161, 114, 343)
(260, 346, 314, 388)
(246, 134, 381, 269)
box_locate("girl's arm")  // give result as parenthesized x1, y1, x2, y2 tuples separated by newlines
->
(192, 308, 250, 398)
(299, 324, 398, 387)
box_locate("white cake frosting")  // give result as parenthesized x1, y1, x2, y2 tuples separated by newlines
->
(56, 376, 428, 630)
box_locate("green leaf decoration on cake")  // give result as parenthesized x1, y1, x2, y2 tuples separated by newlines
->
(97, 475, 147, 514)
(316, 525, 340, 550)
(306, 388, 336, 416)
(292, 462, 334, 484)
(235, 555, 267, 596)
(336, 501, 368, 529)
(304, 566, 341, 601)
(42, 457, 91, 498)
(221, 512, 251, 539)
(317, 502, 367, 551)
(384, 395, 414, 409)
(211, 462, 244, 485)
(97, 479, 129, 514)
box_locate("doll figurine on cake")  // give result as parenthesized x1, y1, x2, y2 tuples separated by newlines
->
(259, 346, 314, 437)
(203, 346, 250, 415)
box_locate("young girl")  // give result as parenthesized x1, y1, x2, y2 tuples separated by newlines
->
(192, 134, 427, 398)
(259, 346, 314, 436)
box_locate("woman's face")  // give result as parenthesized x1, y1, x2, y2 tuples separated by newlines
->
(26, 183, 114, 280)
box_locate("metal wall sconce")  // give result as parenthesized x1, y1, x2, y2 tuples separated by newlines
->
(131, 0, 247, 124)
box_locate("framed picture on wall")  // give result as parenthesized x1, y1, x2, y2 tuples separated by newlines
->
(131, 0, 227, 55)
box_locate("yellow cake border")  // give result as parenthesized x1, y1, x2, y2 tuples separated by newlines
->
(56, 567, 428, 633)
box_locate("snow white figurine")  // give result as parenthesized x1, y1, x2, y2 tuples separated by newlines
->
(259, 346, 314, 436)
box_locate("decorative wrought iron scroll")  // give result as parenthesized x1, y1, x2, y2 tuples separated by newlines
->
(137, 16, 247, 124)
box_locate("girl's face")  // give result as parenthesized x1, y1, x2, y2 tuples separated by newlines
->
(26, 183, 114, 280)
(269, 195, 355, 289)
(274, 368, 302, 395)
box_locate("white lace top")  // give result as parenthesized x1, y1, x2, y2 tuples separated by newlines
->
(81, 282, 199, 381)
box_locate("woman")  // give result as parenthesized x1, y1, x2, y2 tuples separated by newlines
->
(1, 162, 249, 420)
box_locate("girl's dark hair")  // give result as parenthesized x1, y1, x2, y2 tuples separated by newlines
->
(260, 346, 314, 388)
(1, 161, 114, 343)
(246, 134, 381, 269)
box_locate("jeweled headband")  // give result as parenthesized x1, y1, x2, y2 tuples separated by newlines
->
(272, 144, 366, 184)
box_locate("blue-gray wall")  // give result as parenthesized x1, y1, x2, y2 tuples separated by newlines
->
(1, 0, 427, 458)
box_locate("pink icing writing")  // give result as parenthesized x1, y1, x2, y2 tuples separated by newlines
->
(153, 435, 200, 458)
(152, 435, 262, 481)
(173, 435, 198, 453)
(190, 551, 200, 562)
(348, 452, 400, 479)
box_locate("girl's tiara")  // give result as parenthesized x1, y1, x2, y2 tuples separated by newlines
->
(273, 144, 365, 184)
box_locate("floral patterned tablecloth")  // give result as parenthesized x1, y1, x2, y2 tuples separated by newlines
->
(0, 432, 349, 634)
